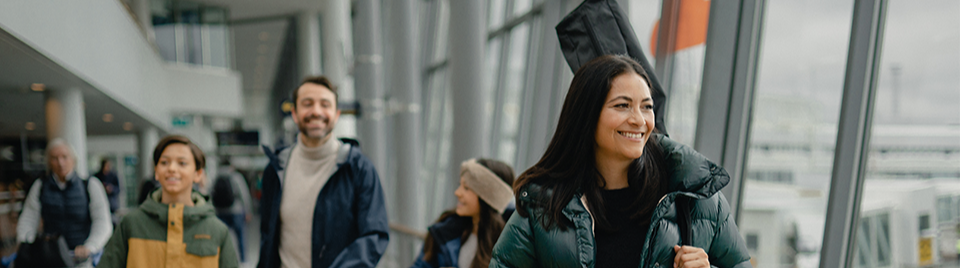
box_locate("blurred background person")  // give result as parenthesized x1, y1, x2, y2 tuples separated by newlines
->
(411, 158, 515, 268)
(211, 157, 253, 263)
(94, 159, 121, 224)
(16, 139, 112, 267)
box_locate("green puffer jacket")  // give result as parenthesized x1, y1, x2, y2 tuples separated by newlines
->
(490, 135, 752, 268)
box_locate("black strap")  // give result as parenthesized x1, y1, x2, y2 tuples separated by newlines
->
(676, 196, 692, 246)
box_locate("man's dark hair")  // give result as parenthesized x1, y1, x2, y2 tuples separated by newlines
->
(152, 135, 206, 171)
(291, 76, 339, 108)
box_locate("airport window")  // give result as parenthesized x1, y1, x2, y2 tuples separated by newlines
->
(420, 0, 454, 220)
(657, 0, 711, 146)
(739, 1, 855, 267)
(486, 0, 542, 167)
(858, 1, 959, 267)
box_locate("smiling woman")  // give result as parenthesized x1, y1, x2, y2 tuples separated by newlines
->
(490, 55, 753, 268)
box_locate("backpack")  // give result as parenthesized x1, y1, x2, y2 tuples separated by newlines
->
(211, 175, 235, 208)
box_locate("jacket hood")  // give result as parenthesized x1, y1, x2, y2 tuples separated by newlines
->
(140, 190, 216, 225)
(653, 134, 730, 198)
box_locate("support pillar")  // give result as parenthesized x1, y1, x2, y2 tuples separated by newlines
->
(138, 127, 159, 179)
(448, 0, 489, 203)
(353, 0, 388, 173)
(297, 11, 322, 78)
(390, 0, 423, 264)
(45, 88, 89, 177)
(321, 0, 357, 139)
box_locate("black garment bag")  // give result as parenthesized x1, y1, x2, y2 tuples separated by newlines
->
(556, 0, 669, 136)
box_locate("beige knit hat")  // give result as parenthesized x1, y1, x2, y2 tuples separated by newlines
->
(460, 159, 514, 214)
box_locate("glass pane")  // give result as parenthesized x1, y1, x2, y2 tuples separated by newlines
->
(877, 213, 890, 266)
(497, 22, 531, 165)
(740, 2, 854, 268)
(422, 67, 453, 220)
(661, 0, 710, 146)
(857, 1, 960, 268)
(433, 0, 450, 63)
(488, 0, 506, 30)
(512, 0, 533, 17)
(627, 0, 662, 64)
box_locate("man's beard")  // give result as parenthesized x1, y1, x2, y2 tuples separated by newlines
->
(298, 115, 334, 140)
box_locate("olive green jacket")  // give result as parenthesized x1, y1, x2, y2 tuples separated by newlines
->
(490, 135, 752, 268)
(98, 190, 239, 268)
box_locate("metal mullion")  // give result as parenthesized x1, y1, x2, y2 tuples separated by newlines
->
(820, 0, 888, 267)
(488, 33, 512, 159)
(695, 0, 765, 221)
(487, 2, 544, 40)
(516, 0, 563, 171)
(722, 0, 765, 221)
(420, 0, 441, 134)
(487, 0, 515, 158)
(509, 16, 542, 168)
(653, 0, 680, 94)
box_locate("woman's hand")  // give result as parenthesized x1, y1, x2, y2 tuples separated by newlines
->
(673, 245, 709, 268)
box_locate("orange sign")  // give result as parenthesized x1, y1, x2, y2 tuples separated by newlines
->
(650, 0, 711, 53)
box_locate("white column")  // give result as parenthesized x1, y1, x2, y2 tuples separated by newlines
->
(448, 0, 489, 202)
(45, 88, 89, 177)
(297, 11, 322, 78)
(321, 0, 352, 85)
(353, 0, 388, 175)
(322, 0, 358, 140)
(390, 0, 424, 265)
(138, 127, 159, 179)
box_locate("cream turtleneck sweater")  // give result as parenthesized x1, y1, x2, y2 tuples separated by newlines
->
(279, 136, 341, 268)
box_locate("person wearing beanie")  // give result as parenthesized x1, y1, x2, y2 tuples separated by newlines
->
(411, 158, 515, 268)
(98, 135, 239, 268)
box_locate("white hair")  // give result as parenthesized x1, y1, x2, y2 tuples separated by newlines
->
(46, 138, 76, 160)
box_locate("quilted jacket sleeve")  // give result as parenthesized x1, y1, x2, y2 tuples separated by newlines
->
(708, 193, 753, 268)
(490, 212, 536, 268)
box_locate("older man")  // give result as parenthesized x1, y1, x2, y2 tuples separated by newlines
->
(17, 139, 112, 267)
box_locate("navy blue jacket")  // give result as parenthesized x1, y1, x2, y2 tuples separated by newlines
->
(39, 174, 91, 248)
(258, 138, 389, 268)
(411, 206, 516, 268)
(411, 214, 470, 268)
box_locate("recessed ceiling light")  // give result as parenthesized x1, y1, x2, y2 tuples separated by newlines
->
(102, 113, 114, 122)
(259, 31, 270, 41)
(123, 122, 134, 131)
(30, 83, 45, 92)
(25, 122, 35, 131)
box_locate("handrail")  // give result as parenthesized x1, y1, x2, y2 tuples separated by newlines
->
(388, 222, 426, 240)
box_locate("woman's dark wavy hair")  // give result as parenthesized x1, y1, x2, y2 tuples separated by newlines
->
(422, 159, 515, 268)
(513, 55, 668, 232)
